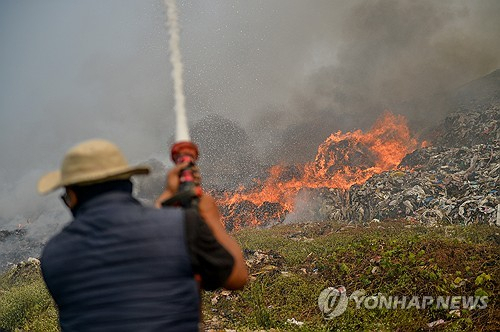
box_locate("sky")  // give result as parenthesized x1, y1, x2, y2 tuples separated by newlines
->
(0, 0, 499, 238)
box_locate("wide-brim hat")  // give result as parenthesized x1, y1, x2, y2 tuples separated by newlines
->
(38, 139, 150, 194)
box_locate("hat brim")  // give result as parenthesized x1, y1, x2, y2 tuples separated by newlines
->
(37, 165, 150, 195)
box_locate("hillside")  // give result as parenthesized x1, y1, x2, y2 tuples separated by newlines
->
(1, 221, 498, 331)
(452, 69, 500, 113)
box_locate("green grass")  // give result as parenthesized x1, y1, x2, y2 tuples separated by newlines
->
(1, 222, 498, 331)
(204, 222, 499, 331)
(0, 261, 58, 332)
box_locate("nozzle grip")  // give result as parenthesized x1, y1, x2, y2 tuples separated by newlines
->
(163, 141, 202, 209)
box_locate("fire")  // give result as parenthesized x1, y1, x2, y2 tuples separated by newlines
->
(217, 112, 419, 229)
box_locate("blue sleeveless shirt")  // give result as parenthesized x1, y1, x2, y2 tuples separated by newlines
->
(41, 191, 199, 331)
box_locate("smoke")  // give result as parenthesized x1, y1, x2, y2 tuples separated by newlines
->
(189, 114, 260, 191)
(0, 0, 176, 269)
(283, 189, 324, 224)
(244, 0, 500, 163)
(0, 0, 499, 267)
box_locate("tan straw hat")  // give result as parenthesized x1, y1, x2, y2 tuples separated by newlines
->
(37, 139, 150, 194)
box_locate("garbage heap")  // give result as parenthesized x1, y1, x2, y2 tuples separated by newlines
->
(319, 108, 499, 225)
(429, 107, 499, 148)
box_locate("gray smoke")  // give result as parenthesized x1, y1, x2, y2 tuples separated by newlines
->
(242, 0, 500, 163)
(0, 0, 499, 267)
(190, 114, 260, 191)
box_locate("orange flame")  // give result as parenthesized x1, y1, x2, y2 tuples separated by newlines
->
(218, 112, 418, 229)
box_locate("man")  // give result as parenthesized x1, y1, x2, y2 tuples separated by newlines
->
(38, 139, 247, 331)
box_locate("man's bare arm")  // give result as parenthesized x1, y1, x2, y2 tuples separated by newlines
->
(197, 194, 248, 290)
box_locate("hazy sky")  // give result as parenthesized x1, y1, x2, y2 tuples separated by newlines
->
(1, 0, 499, 229)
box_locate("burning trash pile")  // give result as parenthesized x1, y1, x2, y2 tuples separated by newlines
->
(217, 107, 499, 228)
(216, 112, 420, 229)
(323, 141, 499, 225)
(322, 107, 499, 225)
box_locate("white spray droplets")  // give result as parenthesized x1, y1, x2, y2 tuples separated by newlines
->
(164, 0, 190, 142)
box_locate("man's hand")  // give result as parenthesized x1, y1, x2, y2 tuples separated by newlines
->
(154, 162, 201, 208)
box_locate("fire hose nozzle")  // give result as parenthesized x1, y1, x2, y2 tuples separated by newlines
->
(171, 141, 199, 163)
(162, 141, 202, 208)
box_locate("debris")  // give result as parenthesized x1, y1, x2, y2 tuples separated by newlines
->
(427, 319, 446, 328)
(27, 257, 40, 265)
(286, 318, 304, 326)
(244, 249, 285, 276)
(430, 107, 499, 148)
(319, 119, 499, 225)
(370, 255, 381, 264)
(497, 204, 500, 227)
